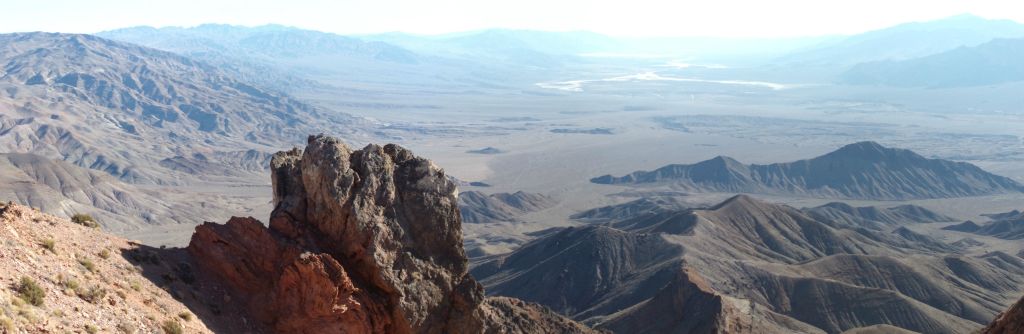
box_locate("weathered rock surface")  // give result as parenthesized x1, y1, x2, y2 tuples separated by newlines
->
(187, 135, 596, 333)
(982, 294, 1024, 334)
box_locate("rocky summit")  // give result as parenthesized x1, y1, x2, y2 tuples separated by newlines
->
(187, 135, 596, 333)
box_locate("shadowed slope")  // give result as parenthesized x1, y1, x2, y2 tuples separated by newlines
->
(477, 194, 1021, 333)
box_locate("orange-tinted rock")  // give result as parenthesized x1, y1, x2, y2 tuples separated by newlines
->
(188, 135, 597, 333)
(982, 295, 1024, 334)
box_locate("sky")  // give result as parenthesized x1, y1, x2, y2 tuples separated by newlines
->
(3, 0, 1024, 37)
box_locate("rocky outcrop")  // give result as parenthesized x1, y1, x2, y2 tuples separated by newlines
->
(187, 135, 596, 333)
(982, 295, 1024, 334)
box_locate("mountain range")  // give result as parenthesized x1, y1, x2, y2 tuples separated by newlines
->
(0, 32, 379, 231)
(473, 194, 1024, 333)
(842, 37, 1024, 87)
(779, 14, 1024, 67)
(943, 211, 1024, 240)
(0, 32, 368, 184)
(591, 141, 1024, 200)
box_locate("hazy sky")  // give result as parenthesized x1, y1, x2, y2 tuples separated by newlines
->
(4, 0, 1023, 37)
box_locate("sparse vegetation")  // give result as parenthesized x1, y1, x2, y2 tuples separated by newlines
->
(16, 277, 45, 306)
(71, 213, 99, 228)
(178, 311, 192, 321)
(116, 322, 138, 334)
(98, 249, 111, 259)
(85, 324, 99, 334)
(78, 257, 97, 273)
(59, 274, 81, 295)
(1, 316, 13, 331)
(78, 285, 107, 304)
(161, 319, 184, 334)
(40, 238, 56, 253)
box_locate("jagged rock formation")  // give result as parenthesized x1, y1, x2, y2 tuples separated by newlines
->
(476, 194, 1024, 333)
(187, 135, 596, 333)
(459, 190, 554, 224)
(591, 141, 1024, 200)
(982, 294, 1024, 334)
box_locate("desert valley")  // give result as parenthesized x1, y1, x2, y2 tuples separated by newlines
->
(1, 6, 1024, 334)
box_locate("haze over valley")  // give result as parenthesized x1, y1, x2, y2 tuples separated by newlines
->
(2, 3, 1024, 333)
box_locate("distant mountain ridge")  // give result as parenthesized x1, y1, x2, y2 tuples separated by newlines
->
(779, 14, 1024, 66)
(100, 24, 419, 63)
(0, 32, 375, 230)
(591, 141, 1024, 200)
(842, 38, 1024, 87)
(0, 32, 369, 185)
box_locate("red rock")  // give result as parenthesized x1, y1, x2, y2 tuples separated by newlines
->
(188, 135, 598, 334)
